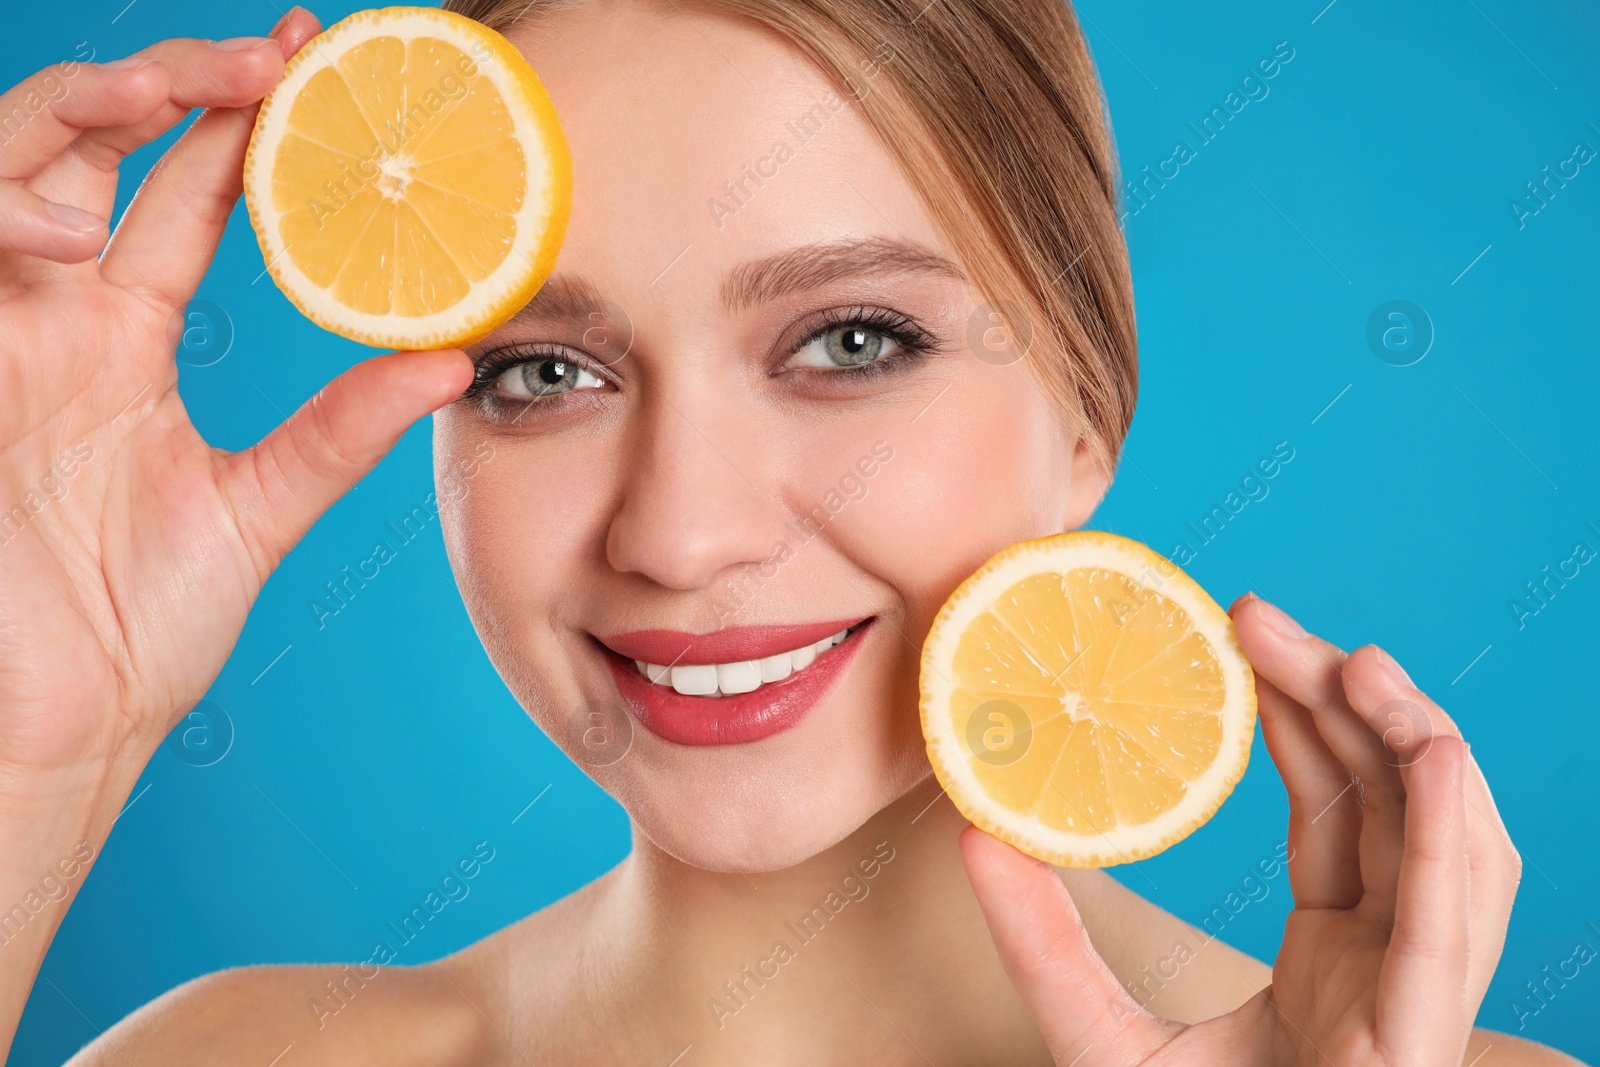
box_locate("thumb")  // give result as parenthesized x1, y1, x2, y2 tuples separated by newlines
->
(959, 826, 1177, 1065)
(222, 348, 475, 576)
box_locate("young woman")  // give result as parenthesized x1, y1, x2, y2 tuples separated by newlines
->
(0, 0, 1578, 1063)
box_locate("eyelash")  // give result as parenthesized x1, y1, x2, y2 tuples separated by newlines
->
(462, 344, 590, 403)
(784, 305, 937, 382)
(459, 305, 938, 415)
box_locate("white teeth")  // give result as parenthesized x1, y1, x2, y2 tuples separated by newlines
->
(806, 630, 846, 660)
(757, 653, 792, 683)
(669, 664, 719, 696)
(634, 624, 863, 697)
(717, 660, 762, 695)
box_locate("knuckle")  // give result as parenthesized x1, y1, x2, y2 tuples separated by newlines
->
(1401, 836, 1453, 867)
(1023, 924, 1079, 978)
(67, 134, 130, 175)
(300, 389, 362, 479)
(1387, 925, 1455, 964)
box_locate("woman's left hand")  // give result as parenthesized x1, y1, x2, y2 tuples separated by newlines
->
(961, 592, 1525, 1067)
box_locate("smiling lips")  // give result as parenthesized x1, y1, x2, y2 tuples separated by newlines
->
(597, 618, 872, 746)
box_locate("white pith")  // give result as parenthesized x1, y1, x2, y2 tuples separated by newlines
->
(633, 623, 865, 698)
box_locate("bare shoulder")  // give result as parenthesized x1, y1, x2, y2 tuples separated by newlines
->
(63, 869, 615, 1067)
(1466, 1029, 1590, 1066)
(62, 960, 494, 1067)
(1056, 866, 1270, 1024)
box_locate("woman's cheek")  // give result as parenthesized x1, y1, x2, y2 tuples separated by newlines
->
(441, 436, 617, 633)
(829, 371, 1075, 630)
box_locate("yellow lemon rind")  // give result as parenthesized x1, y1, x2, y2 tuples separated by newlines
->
(243, 6, 571, 351)
(920, 530, 1257, 869)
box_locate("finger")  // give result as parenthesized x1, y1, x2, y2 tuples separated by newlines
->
(1339, 646, 1518, 1010)
(1461, 748, 1521, 1009)
(0, 180, 108, 262)
(1251, 670, 1362, 908)
(1374, 734, 1472, 1061)
(958, 826, 1178, 1064)
(1338, 645, 1460, 894)
(1231, 596, 1409, 910)
(102, 10, 324, 305)
(221, 349, 476, 579)
(26, 34, 290, 223)
(0, 60, 169, 181)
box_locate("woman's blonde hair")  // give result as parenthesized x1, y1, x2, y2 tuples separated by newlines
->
(446, 0, 1137, 475)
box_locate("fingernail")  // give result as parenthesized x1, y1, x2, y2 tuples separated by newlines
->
(46, 201, 107, 232)
(215, 36, 272, 51)
(1374, 646, 1415, 688)
(102, 57, 154, 71)
(269, 9, 293, 37)
(1255, 598, 1306, 639)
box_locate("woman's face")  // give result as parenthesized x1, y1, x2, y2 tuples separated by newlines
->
(433, 0, 1108, 872)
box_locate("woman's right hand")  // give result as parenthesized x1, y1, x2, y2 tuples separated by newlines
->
(0, 7, 472, 1038)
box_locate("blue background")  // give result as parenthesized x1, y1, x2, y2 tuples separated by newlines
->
(8, 0, 1598, 1062)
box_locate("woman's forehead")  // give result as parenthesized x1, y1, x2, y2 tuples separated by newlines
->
(501, 0, 952, 303)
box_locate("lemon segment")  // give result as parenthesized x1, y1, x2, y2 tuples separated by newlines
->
(244, 7, 572, 350)
(921, 531, 1256, 868)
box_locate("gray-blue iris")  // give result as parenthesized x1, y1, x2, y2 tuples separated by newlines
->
(826, 326, 882, 366)
(523, 359, 580, 395)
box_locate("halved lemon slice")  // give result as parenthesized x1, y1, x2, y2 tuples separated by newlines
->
(921, 531, 1256, 867)
(243, 7, 571, 350)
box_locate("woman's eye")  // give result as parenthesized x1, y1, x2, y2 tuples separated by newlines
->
(489, 357, 606, 399)
(787, 323, 903, 370)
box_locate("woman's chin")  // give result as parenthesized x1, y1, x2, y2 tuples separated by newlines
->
(616, 750, 933, 875)
(605, 789, 849, 875)
(643, 825, 841, 874)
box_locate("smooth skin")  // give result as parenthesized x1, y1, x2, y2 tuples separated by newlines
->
(0, 3, 1580, 1065)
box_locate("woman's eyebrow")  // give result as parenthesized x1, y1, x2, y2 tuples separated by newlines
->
(721, 236, 966, 313)
(508, 236, 965, 325)
(510, 276, 610, 324)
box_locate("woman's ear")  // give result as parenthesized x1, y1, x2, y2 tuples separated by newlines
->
(1062, 435, 1112, 531)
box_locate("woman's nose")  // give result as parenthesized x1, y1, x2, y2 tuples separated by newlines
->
(604, 392, 786, 595)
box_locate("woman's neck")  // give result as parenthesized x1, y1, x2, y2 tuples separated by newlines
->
(580, 778, 1054, 1065)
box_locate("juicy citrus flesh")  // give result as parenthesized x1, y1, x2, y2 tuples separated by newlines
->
(244, 7, 571, 350)
(921, 531, 1256, 868)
